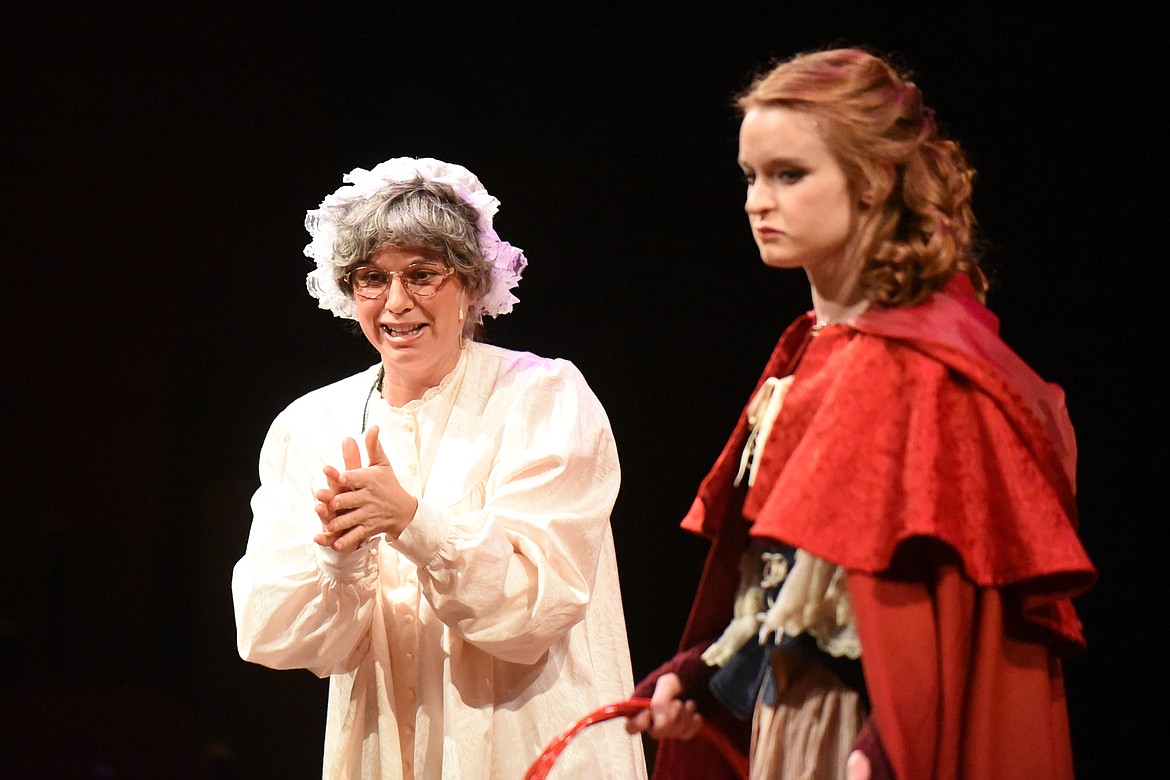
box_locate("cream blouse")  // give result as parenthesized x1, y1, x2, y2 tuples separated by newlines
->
(232, 342, 647, 780)
(703, 374, 860, 670)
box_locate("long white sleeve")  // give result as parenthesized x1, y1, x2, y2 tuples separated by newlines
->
(233, 400, 383, 676)
(389, 355, 619, 665)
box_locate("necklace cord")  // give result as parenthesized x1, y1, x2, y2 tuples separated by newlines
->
(362, 367, 385, 432)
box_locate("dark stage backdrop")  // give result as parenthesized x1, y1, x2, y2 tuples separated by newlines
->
(4, 4, 1160, 778)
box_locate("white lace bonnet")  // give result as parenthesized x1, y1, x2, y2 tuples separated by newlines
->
(303, 157, 527, 322)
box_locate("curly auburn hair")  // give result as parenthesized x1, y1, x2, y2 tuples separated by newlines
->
(737, 47, 987, 307)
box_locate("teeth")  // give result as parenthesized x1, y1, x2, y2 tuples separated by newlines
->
(384, 324, 423, 337)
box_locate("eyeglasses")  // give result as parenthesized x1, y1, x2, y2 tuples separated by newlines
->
(342, 262, 456, 300)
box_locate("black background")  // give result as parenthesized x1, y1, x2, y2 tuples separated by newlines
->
(3, 3, 1162, 778)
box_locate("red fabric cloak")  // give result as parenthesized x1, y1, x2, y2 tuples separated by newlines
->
(648, 276, 1095, 779)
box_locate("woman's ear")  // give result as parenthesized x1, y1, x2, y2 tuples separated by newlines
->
(458, 291, 480, 335)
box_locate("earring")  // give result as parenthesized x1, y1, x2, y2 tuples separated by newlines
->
(458, 291, 467, 347)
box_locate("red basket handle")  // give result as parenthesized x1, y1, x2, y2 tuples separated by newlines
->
(523, 697, 749, 779)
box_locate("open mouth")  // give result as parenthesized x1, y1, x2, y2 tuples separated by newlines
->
(382, 324, 425, 338)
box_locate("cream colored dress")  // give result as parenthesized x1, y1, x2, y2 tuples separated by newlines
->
(232, 342, 647, 780)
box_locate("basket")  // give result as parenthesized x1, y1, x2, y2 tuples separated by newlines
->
(523, 697, 749, 779)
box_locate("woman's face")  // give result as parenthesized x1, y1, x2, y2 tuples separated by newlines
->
(353, 245, 468, 396)
(738, 106, 857, 282)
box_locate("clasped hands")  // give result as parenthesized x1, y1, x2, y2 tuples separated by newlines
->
(313, 425, 419, 552)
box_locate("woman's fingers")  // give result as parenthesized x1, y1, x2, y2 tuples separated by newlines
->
(314, 427, 417, 544)
(653, 672, 684, 700)
(313, 520, 373, 551)
(651, 699, 702, 740)
(323, 464, 346, 495)
(342, 434, 363, 471)
(846, 750, 871, 780)
(625, 708, 652, 735)
(634, 674, 703, 741)
(329, 524, 371, 552)
(677, 703, 703, 740)
(365, 426, 390, 466)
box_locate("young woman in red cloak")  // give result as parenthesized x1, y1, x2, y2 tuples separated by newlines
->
(625, 47, 1096, 780)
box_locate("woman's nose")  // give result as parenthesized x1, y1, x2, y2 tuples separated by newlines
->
(745, 181, 774, 214)
(383, 276, 414, 311)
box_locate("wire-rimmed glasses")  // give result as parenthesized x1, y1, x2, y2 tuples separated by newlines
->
(342, 262, 456, 300)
